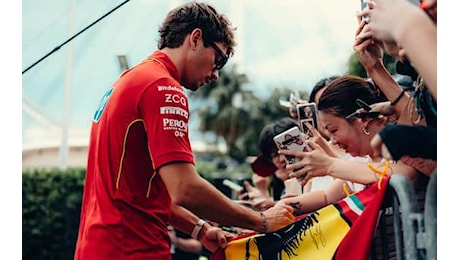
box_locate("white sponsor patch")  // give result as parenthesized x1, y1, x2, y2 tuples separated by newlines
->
(160, 106, 189, 119)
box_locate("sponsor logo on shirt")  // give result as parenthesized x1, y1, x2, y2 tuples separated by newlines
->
(160, 106, 189, 119)
(164, 93, 187, 106)
(163, 118, 188, 137)
(93, 88, 113, 122)
(157, 85, 184, 92)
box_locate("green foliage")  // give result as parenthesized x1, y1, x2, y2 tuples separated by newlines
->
(195, 159, 252, 180)
(190, 65, 311, 163)
(190, 65, 255, 162)
(346, 52, 398, 77)
(195, 160, 219, 179)
(22, 166, 247, 260)
(347, 53, 368, 78)
(23, 168, 85, 260)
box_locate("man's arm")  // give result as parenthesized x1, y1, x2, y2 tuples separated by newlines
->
(159, 162, 295, 233)
(169, 203, 228, 253)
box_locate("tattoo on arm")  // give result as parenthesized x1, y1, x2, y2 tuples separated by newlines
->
(288, 201, 302, 214)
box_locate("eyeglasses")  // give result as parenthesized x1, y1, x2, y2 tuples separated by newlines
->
(209, 42, 229, 71)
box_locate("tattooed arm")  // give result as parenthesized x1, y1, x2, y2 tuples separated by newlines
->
(277, 179, 348, 216)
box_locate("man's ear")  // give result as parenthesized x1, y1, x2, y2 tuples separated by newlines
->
(189, 28, 202, 48)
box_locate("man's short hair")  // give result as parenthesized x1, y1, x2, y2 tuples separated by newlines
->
(157, 1, 236, 56)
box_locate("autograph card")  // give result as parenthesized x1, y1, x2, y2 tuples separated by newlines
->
(296, 102, 318, 138)
(273, 126, 310, 165)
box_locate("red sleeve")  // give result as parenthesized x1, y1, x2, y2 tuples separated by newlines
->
(139, 78, 194, 169)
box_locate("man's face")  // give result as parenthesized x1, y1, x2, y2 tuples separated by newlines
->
(184, 39, 229, 92)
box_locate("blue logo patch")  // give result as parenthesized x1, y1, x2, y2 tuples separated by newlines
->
(93, 88, 113, 122)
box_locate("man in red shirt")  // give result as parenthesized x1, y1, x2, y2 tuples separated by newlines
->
(74, 2, 295, 259)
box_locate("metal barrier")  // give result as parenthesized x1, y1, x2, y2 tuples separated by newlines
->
(424, 170, 437, 260)
(370, 171, 436, 260)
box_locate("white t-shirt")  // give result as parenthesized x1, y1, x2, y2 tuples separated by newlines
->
(341, 153, 371, 193)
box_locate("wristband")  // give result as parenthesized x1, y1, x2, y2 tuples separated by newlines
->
(390, 89, 406, 106)
(260, 212, 268, 233)
(191, 219, 206, 240)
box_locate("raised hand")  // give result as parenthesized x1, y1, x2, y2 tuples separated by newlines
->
(354, 15, 384, 70)
(278, 141, 334, 186)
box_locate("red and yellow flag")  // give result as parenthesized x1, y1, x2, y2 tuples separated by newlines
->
(211, 177, 390, 260)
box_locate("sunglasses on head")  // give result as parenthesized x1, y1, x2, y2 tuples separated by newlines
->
(209, 42, 229, 71)
(345, 99, 381, 120)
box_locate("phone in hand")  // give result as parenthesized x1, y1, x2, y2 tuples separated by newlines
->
(223, 179, 244, 192)
(360, 0, 370, 23)
(296, 102, 318, 138)
(273, 126, 310, 166)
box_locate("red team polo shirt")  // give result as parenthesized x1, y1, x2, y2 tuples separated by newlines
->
(74, 51, 194, 260)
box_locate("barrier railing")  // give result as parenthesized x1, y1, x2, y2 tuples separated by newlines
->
(371, 170, 436, 260)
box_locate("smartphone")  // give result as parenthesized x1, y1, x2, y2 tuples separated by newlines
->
(407, 0, 421, 5)
(360, 0, 370, 23)
(360, 0, 367, 10)
(273, 126, 310, 165)
(296, 102, 318, 138)
(223, 179, 244, 192)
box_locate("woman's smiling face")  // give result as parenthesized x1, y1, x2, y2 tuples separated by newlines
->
(318, 111, 367, 157)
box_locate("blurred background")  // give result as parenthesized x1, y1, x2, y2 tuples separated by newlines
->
(22, 0, 363, 170)
(21, 1, 442, 259)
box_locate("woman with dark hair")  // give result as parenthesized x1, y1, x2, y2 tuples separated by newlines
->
(258, 118, 304, 201)
(307, 75, 340, 141)
(276, 75, 424, 216)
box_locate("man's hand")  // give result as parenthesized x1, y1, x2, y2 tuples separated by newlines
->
(262, 204, 295, 232)
(199, 225, 235, 253)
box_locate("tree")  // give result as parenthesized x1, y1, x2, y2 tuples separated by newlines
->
(189, 65, 256, 162)
(190, 67, 310, 163)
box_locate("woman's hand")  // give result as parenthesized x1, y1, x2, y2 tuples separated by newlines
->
(304, 122, 337, 158)
(354, 15, 384, 71)
(238, 180, 263, 201)
(360, 0, 420, 42)
(278, 142, 335, 186)
(352, 101, 398, 123)
(239, 180, 275, 211)
(251, 197, 276, 212)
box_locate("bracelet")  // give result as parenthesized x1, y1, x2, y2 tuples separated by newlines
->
(191, 219, 206, 240)
(260, 212, 268, 233)
(390, 89, 406, 106)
